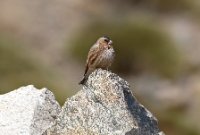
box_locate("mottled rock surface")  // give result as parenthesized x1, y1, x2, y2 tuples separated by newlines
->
(49, 69, 164, 135)
(0, 85, 61, 135)
(0, 70, 164, 135)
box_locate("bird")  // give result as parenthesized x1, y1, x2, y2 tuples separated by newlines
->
(79, 36, 115, 85)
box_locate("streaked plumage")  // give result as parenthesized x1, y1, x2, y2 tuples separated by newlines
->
(79, 36, 115, 85)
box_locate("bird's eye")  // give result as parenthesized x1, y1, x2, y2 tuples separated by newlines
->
(104, 38, 109, 43)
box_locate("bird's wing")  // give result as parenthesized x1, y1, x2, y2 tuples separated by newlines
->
(84, 44, 99, 76)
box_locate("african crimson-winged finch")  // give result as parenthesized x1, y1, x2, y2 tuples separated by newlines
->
(79, 36, 115, 85)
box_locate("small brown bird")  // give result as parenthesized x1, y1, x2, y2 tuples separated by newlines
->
(79, 36, 115, 85)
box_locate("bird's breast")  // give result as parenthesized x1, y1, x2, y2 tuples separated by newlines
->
(102, 48, 115, 60)
(97, 47, 115, 68)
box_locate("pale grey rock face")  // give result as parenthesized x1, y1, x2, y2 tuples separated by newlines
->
(49, 69, 163, 135)
(0, 70, 164, 135)
(0, 85, 61, 135)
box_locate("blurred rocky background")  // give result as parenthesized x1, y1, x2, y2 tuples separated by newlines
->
(0, 0, 200, 135)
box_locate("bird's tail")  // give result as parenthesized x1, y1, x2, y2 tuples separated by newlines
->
(79, 76, 88, 85)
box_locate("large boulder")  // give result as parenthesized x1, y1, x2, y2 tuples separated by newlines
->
(49, 69, 164, 135)
(0, 85, 61, 135)
(0, 69, 164, 135)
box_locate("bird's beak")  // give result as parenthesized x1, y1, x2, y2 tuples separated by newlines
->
(108, 40, 113, 45)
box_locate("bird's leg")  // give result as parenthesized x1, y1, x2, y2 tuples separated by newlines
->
(106, 67, 110, 77)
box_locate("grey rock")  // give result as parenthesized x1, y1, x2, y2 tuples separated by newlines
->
(0, 85, 61, 135)
(49, 69, 163, 135)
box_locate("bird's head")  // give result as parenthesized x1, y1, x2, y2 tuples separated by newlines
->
(97, 36, 113, 49)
